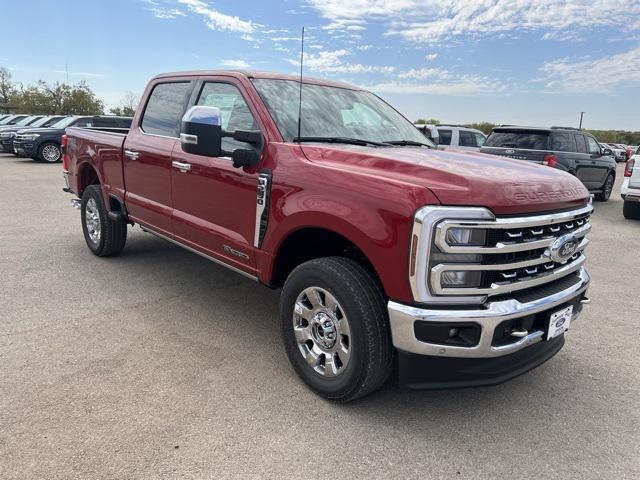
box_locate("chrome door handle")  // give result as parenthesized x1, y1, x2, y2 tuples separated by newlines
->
(172, 161, 191, 172)
(124, 149, 139, 160)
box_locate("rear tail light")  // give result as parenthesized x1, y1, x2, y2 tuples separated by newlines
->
(625, 158, 635, 177)
(61, 134, 69, 170)
(543, 154, 557, 168)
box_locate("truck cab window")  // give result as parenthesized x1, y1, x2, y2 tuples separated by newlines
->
(459, 131, 476, 147)
(574, 134, 587, 153)
(140, 82, 192, 138)
(438, 129, 452, 145)
(197, 82, 257, 150)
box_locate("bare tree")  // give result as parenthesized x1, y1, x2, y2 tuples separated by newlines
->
(0, 67, 15, 113)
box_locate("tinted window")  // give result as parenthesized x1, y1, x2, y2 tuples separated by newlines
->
(551, 133, 575, 152)
(93, 117, 132, 128)
(71, 117, 94, 128)
(574, 134, 587, 153)
(459, 130, 476, 147)
(586, 136, 601, 155)
(485, 131, 549, 150)
(474, 132, 486, 147)
(141, 82, 192, 137)
(438, 129, 452, 145)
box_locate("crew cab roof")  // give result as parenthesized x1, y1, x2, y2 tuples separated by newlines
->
(151, 70, 360, 91)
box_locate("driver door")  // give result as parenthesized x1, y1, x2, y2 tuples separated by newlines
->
(170, 79, 262, 272)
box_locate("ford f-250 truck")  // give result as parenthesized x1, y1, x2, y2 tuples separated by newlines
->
(63, 70, 593, 401)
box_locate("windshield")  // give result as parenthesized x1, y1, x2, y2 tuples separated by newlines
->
(16, 116, 38, 126)
(0, 116, 14, 125)
(29, 116, 55, 128)
(485, 131, 549, 150)
(252, 79, 433, 146)
(51, 117, 80, 128)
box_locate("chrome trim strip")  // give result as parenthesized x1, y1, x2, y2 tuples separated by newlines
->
(254, 172, 271, 248)
(389, 267, 589, 358)
(141, 225, 258, 281)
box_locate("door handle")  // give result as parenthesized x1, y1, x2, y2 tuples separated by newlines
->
(172, 160, 191, 172)
(124, 149, 139, 160)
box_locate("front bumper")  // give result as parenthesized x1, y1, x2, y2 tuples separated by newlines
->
(12, 141, 35, 157)
(388, 267, 590, 359)
(0, 139, 14, 152)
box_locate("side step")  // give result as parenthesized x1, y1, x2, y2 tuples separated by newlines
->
(70, 199, 81, 209)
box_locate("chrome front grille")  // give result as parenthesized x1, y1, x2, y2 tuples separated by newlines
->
(430, 204, 592, 297)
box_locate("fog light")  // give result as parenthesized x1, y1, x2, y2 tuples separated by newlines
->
(441, 270, 482, 288)
(445, 228, 486, 246)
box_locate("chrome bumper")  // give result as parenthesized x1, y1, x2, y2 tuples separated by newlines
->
(388, 267, 590, 358)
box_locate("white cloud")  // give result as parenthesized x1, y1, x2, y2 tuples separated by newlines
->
(220, 59, 250, 69)
(425, 53, 438, 61)
(356, 44, 372, 51)
(540, 46, 640, 93)
(178, 0, 254, 33)
(397, 67, 449, 80)
(141, 0, 186, 19)
(290, 49, 394, 74)
(53, 70, 104, 78)
(367, 77, 505, 96)
(307, 0, 640, 43)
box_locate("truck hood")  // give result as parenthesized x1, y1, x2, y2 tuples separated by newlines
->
(301, 144, 589, 215)
(16, 127, 62, 135)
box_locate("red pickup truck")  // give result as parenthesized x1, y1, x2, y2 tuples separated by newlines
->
(63, 70, 593, 401)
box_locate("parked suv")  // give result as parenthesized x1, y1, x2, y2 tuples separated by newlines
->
(0, 114, 30, 126)
(481, 126, 616, 201)
(13, 115, 132, 162)
(600, 142, 627, 162)
(435, 125, 486, 151)
(0, 116, 65, 153)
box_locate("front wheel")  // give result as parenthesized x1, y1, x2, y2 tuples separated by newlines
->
(595, 173, 614, 202)
(280, 257, 393, 402)
(38, 142, 61, 163)
(81, 185, 127, 256)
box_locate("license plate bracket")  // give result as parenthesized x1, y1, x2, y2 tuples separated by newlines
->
(547, 305, 573, 340)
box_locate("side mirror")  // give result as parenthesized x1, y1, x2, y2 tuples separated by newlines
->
(232, 149, 259, 168)
(603, 148, 613, 156)
(180, 106, 223, 157)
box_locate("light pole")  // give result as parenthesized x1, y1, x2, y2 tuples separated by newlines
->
(579, 112, 585, 129)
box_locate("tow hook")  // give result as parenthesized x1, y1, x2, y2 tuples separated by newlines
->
(580, 296, 591, 305)
(70, 199, 81, 209)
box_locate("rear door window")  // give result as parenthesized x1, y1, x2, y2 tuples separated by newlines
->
(437, 129, 452, 145)
(141, 82, 192, 138)
(551, 133, 575, 152)
(459, 130, 476, 147)
(474, 132, 486, 147)
(574, 134, 587, 153)
(484, 131, 549, 150)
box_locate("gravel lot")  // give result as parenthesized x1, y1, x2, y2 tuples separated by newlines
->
(1, 153, 638, 480)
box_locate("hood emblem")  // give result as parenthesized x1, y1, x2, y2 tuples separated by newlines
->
(505, 149, 515, 154)
(548, 234, 580, 262)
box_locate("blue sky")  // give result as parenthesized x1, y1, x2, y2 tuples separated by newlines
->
(3, 0, 640, 130)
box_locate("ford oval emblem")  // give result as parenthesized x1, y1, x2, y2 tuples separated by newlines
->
(555, 318, 566, 328)
(548, 234, 579, 262)
(505, 149, 515, 154)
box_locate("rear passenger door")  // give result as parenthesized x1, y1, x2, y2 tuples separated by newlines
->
(585, 135, 610, 185)
(573, 134, 599, 189)
(123, 80, 194, 234)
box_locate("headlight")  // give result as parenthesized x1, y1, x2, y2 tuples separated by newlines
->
(21, 134, 39, 141)
(0, 132, 13, 139)
(445, 227, 486, 246)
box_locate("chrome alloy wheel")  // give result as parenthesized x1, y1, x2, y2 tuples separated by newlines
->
(42, 144, 61, 162)
(293, 287, 351, 377)
(85, 198, 101, 244)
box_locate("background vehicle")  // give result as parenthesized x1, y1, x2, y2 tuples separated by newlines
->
(63, 70, 592, 401)
(417, 124, 486, 151)
(481, 126, 616, 201)
(14, 115, 132, 162)
(0, 114, 30, 127)
(622, 147, 640, 219)
(0, 115, 65, 153)
(414, 123, 439, 144)
(599, 142, 627, 162)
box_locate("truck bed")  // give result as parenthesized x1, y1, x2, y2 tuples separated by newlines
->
(65, 126, 128, 200)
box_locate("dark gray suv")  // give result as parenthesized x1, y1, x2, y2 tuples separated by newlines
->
(480, 126, 617, 202)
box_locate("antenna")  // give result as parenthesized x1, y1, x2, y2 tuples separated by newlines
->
(296, 27, 305, 143)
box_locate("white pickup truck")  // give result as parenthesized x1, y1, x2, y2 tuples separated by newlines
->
(622, 147, 640, 219)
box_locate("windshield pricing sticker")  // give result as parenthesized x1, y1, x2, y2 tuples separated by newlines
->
(547, 305, 573, 340)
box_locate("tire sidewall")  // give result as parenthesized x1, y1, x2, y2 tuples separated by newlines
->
(280, 265, 369, 397)
(81, 186, 106, 255)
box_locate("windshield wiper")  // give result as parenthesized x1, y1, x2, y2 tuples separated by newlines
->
(383, 139, 431, 147)
(292, 136, 389, 147)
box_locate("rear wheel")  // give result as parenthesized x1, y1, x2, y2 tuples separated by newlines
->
(280, 257, 393, 402)
(38, 142, 61, 163)
(81, 185, 127, 256)
(623, 200, 640, 220)
(595, 173, 614, 202)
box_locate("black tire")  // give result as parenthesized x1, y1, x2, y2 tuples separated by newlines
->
(280, 257, 393, 402)
(81, 185, 127, 256)
(594, 173, 614, 202)
(623, 200, 640, 220)
(38, 142, 61, 163)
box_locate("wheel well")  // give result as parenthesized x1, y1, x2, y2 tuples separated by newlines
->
(77, 163, 100, 194)
(271, 227, 381, 289)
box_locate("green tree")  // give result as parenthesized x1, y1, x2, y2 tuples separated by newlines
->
(468, 122, 497, 135)
(0, 67, 15, 113)
(415, 118, 440, 125)
(109, 91, 139, 117)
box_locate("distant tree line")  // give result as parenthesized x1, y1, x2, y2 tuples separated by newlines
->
(415, 117, 640, 144)
(0, 66, 139, 117)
